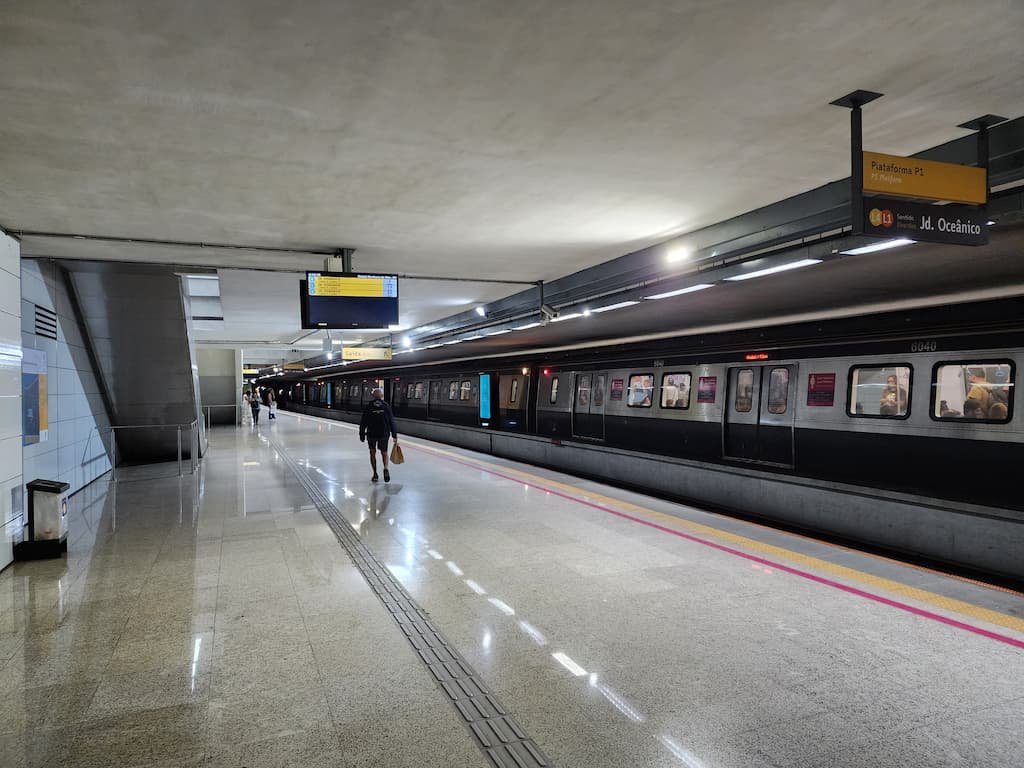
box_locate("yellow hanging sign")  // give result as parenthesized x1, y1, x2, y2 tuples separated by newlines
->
(862, 151, 986, 205)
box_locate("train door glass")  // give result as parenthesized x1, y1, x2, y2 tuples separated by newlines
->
(427, 380, 443, 419)
(573, 371, 606, 440)
(479, 374, 492, 425)
(724, 365, 796, 465)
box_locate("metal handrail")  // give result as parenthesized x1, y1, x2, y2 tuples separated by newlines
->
(109, 420, 201, 478)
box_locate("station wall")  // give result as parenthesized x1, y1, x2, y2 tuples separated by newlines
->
(0, 233, 22, 570)
(20, 259, 111, 498)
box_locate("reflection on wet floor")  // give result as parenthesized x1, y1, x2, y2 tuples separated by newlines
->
(1, 412, 1022, 768)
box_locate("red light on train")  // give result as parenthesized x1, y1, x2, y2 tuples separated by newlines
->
(745, 353, 769, 361)
(543, 368, 551, 376)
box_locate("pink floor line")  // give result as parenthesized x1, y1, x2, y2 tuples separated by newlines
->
(407, 442, 1024, 652)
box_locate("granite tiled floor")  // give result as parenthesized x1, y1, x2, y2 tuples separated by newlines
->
(0, 428, 487, 768)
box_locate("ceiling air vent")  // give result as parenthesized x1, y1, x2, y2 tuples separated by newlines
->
(34, 304, 58, 340)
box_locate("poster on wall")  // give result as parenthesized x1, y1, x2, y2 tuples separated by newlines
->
(609, 379, 625, 401)
(807, 373, 837, 407)
(22, 348, 48, 445)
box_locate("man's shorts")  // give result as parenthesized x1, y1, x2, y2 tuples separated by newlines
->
(366, 434, 390, 453)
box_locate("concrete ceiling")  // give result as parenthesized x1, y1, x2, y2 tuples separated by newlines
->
(3, 1, 1024, 355)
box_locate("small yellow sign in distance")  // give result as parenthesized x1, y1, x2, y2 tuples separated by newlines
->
(311, 276, 385, 297)
(342, 347, 393, 361)
(283, 363, 306, 370)
(242, 368, 260, 374)
(862, 151, 986, 205)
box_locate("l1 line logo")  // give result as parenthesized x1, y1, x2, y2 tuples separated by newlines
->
(863, 196, 988, 246)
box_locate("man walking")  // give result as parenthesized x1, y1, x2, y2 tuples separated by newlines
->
(359, 388, 398, 482)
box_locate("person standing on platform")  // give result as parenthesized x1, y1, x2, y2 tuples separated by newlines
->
(242, 392, 251, 425)
(250, 392, 261, 425)
(359, 387, 398, 482)
(267, 388, 277, 420)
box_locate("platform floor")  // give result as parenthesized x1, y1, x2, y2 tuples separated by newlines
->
(1, 410, 1022, 767)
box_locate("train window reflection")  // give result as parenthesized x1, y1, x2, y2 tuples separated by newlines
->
(576, 374, 592, 409)
(414, 382, 424, 399)
(933, 362, 1013, 422)
(767, 368, 789, 414)
(510, 378, 519, 404)
(660, 373, 691, 409)
(593, 374, 606, 408)
(448, 381, 458, 400)
(460, 380, 472, 401)
(735, 369, 754, 413)
(849, 365, 911, 418)
(627, 374, 654, 408)
(550, 377, 559, 404)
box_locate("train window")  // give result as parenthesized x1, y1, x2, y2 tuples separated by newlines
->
(660, 373, 691, 409)
(414, 382, 425, 399)
(593, 374, 606, 408)
(848, 365, 911, 418)
(460, 380, 472, 401)
(933, 362, 1013, 422)
(351, 385, 360, 398)
(627, 374, 654, 408)
(550, 377, 559, 404)
(735, 369, 754, 413)
(576, 374, 592, 408)
(406, 383, 414, 399)
(510, 378, 520, 404)
(431, 381, 443, 401)
(448, 381, 458, 400)
(767, 368, 789, 414)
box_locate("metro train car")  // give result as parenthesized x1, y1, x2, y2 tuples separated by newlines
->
(280, 298, 1024, 582)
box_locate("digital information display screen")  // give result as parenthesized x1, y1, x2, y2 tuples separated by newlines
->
(302, 272, 400, 329)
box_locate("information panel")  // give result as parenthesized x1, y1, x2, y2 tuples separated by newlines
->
(862, 151, 986, 205)
(302, 272, 399, 329)
(863, 196, 988, 246)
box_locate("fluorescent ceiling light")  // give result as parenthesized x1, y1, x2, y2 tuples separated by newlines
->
(426, 343, 443, 349)
(550, 312, 581, 323)
(443, 339, 463, 345)
(839, 239, 915, 256)
(462, 335, 484, 341)
(475, 306, 486, 316)
(513, 322, 542, 330)
(402, 336, 411, 348)
(665, 245, 691, 263)
(724, 259, 822, 281)
(552, 652, 587, 676)
(485, 329, 511, 336)
(644, 283, 714, 300)
(388, 324, 404, 331)
(591, 300, 639, 313)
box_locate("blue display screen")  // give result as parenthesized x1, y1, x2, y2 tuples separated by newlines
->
(479, 375, 491, 420)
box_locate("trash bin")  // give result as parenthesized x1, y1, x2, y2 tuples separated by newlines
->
(14, 479, 70, 560)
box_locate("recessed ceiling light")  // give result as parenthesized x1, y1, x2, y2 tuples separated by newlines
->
(839, 239, 915, 256)
(643, 284, 714, 300)
(665, 245, 691, 264)
(590, 300, 639, 313)
(475, 306, 486, 317)
(513, 322, 542, 330)
(402, 336, 411, 348)
(724, 259, 822, 281)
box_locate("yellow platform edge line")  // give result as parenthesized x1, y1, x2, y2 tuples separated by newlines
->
(403, 438, 1024, 636)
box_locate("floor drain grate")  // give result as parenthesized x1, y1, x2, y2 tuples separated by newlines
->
(271, 437, 552, 767)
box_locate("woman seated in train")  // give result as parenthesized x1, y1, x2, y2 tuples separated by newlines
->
(938, 400, 961, 418)
(879, 375, 908, 415)
(988, 401, 1008, 421)
(962, 398, 986, 419)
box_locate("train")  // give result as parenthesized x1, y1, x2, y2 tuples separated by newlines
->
(276, 297, 1024, 583)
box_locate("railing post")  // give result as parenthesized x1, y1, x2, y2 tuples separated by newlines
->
(110, 427, 116, 471)
(177, 426, 182, 477)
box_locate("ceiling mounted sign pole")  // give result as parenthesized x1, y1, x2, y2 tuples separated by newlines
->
(830, 90, 884, 236)
(958, 114, 1008, 220)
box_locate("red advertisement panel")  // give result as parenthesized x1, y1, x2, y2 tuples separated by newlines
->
(609, 379, 625, 401)
(807, 372, 836, 407)
(697, 376, 717, 404)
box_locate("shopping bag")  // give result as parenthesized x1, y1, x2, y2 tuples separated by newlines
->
(390, 442, 405, 465)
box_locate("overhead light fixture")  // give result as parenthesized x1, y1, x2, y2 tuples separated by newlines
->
(463, 335, 484, 340)
(475, 306, 486, 317)
(644, 284, 714, 300)
(986, 219, 996, 226)
(590, 300, 639, 313)
(724, 259, 823, 281)
(513, 322, 541, 330)
(426, 343, 443, 348)
(326, 352, 333, 360)
(550, 312, 581, 323)
(402, 336, 411, 348)
(443, 339, 463, 345)
(582, 309, 591, 317)
(387, 324, 404, 331)
(839, 239, 915, 256)
(485, 329, 511, 336)
(665, 244, 691, 264)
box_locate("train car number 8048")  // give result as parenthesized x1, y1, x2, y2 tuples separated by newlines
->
(910, 340, 938, 353)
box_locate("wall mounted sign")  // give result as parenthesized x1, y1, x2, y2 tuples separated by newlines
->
(22, 349, 48, 445)
(342, 347, 393, 361)
(697, 376, 717, 404)
(807, 373, 836, 407)
(609, 379, 625, 401)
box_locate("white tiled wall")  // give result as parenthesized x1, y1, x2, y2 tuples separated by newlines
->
(21, 260, 111, 505)
(0, 233, 21, 571)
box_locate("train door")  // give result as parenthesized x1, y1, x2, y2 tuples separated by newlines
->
(478, 373, 493, 427)
(724, 364, 796, 466)
(572, 371, 607, 440)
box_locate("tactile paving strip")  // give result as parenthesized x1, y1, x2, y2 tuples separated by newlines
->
(271, 437, 552, 768)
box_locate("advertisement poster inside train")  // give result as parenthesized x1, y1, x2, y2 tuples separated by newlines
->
(609, 379, 624, 401)
(807, 372, 836, 407)
(22, 348, 48, 445)
(697, 376, 717, 404)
